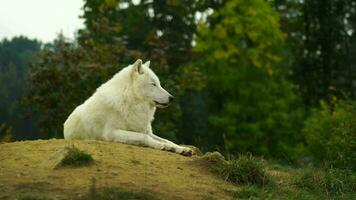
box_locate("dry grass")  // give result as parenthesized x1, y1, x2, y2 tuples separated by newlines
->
(0, 139, 233, 200)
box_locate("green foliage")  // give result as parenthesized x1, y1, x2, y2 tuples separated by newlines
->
(196, 0, 286, 75)
(220, 154, 269, 186)
(60, 145, 94, 166)
(294, 168, 356, 197)
(81, 0, 203, 66)
(85, 187, 160, 200)
(0, 36, 41, 139)
(194, 0, 304, 158)
(303, 100, 356, 170)
(209, 67, 304, 158)
(273, 0, 356, 105)
(285, 0, 356, 105)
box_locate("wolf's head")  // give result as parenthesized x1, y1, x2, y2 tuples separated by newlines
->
(130, 59, 174, 108)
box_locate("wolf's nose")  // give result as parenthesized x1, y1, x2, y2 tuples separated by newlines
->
(169, 96, 175, 102)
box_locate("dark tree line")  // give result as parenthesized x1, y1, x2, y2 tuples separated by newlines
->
(0, 36, 41, 139)
(274, 0, 356, 105)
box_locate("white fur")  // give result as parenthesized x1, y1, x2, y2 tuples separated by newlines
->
(63, 59, 192, 156)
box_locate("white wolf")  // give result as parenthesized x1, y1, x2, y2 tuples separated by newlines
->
(64, 59, 193, 156)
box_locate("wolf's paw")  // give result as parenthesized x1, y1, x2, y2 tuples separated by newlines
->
(179, 147, 193, 157)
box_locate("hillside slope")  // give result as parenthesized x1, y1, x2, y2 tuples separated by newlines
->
(0, 139, 234, 200)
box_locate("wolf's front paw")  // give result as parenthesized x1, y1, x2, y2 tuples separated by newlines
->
(178, 146, 193, 157)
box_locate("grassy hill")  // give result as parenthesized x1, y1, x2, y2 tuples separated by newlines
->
(0, 140, 354, 200)
(0, 139, 235, 200)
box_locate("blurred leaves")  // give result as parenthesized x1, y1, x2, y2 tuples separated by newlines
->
(303, 100, 356, 170)
(0, 37, 41, 139)
(193, 0, 305, 158)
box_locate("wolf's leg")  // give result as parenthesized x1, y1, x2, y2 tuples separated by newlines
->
(149, 133, 175, 144)
(149, 133, 193, 156)
(103, 129, 165, 150)
(146, 124, 177, 146)
(103, 130, 191, 156)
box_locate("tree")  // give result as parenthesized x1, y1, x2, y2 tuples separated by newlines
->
(194, 0, 304, 158)
(272, 0, 356, 105)
(0, 36, 41, 139)
(303, 100, 356, 170)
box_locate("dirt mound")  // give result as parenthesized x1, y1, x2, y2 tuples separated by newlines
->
(0, 139, 234, 200)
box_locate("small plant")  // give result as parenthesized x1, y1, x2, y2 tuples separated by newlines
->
(220, 154, 269, 186)
(60, 145, 94, 166)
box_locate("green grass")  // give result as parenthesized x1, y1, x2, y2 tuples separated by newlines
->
(294, 168, 356, 198)
(200, 152, 356, 199)
(231, 184, 319, 200)
(200, 152, 269, 186)
(229, 166, 356, 200)
(233, 185, 261, 199)
(221, 154, 269, 186)
(60, 145, 94, 167)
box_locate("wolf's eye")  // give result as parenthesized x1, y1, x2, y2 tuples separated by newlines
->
(151, 83, 157, 87)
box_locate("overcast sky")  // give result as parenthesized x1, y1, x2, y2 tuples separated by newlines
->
(0, 0, 84, 43)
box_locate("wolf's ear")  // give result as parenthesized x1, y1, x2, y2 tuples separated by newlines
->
(133, 59, 144, 74)
(144, 60, 150, 68)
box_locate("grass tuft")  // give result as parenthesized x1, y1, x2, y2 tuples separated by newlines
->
(60, 145, 94, 167)
(220, 154, 269, 186)
(198, 152, 270, 186)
